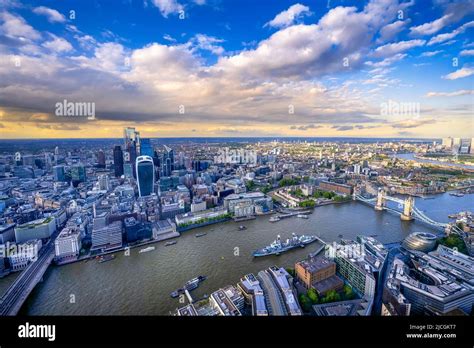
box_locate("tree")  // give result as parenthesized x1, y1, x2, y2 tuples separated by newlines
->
(285, 268, 295, 277)
(322, 290, 341, 303)
(307, 288, 319, 304)
(299, 200, 315, 208)
(342, 285, 354, 300)
(298, 293, 313, 312)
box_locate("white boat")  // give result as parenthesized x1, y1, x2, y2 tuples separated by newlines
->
(269, 216, 281, 222)
(139, 246, 155, 253)
(297, 214, 308, 219)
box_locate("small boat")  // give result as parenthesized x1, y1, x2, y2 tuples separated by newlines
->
(195, 233, 207, 238)
(297, 214, 308, 219)
(139, 246, 155, 253)
(269, 216, 281, 222)
(98, 254, 115, 263)
(165, 240, 177, 246)
(338, 234, 343, 238)
(170, 276, 207, 298)
(239, 225, 247, 230)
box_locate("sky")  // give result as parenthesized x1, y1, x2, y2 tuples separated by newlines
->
(0, 0, 473, 139)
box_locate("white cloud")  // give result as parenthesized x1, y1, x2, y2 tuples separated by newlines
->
(410, 1, 474, 36)
(265, 3, 312, 29)
(378, 20, 409, 42)
(426, 90, 474, 97)
(428, 21, 474, 46)
(460, 49, 474, 56)
(420, 50, 443, 57)
(33, 6, 66, 23)
(152, 0, 183, 17)
(373, 39, 425, 58)
(410, 14, 453, 36)
(442, 66, 474, 80)
(163, 34, 176, 42)
(366, 53, 407, 67)
(42, 35, 73, 53)
(192, 34, 224, 55)
(0, 11, 41, 40)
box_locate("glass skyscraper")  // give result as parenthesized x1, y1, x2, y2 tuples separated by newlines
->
(113, 145, 124, 177)
(136, 156, 154, 197)
(140, 138, 154, 157)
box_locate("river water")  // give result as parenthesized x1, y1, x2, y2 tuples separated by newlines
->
(1, 192, 470, 315)
(393, 153, 474, 170)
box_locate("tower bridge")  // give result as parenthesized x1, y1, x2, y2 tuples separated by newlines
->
(353, 189, 464, 235)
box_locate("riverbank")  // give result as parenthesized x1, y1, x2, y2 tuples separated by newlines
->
(11, 191, 471, 315)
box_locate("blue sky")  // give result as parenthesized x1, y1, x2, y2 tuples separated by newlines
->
(0, 0, 473, 138)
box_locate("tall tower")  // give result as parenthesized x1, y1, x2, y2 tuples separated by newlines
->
(136, 156, 155, 197)
(113, 145, 124, 177)
(400, 196, 414, 221)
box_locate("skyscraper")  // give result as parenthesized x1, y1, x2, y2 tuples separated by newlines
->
(70, 164, 86, 185)
(53, 165, 65, 182)
(161, 145, 174, 177)
(136, 156, 155, 197)
(113, 145, 124, 177)
(140, 138, 154, 157)
(97, 150, 106, 168)
(124, 127, 140, 165)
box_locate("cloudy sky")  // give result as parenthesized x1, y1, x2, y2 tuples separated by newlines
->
(0, 0, 473, 139)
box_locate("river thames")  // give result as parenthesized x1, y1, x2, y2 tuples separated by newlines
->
(1, 192, 470, 315)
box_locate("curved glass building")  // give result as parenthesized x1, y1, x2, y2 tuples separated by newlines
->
(402, 232, 437, 252)
(136, 155, 155, 197)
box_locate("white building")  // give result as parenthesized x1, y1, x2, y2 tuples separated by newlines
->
(7, 240, 42, 271)
(55, 227, 82, 261)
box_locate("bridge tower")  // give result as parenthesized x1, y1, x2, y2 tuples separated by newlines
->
(374, 189, 386, 211)
(400, 196, 414, 221)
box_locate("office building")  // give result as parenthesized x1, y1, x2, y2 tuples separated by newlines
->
(136, 156, 155, 197)
(237, 273, 268, 316)
(442, 137, 453, 148)
(387, 257, 474, 315)
(14, 217, 56, 243)
(113, 145, 124, 177)
(71, 164, 86, 184)
(54, 227, 82, 262)
(97, 150, 106, 168)
(124, 127, 140, 165)
(402, 232, 437, 252)
(209, 288, 242, 316)
(91, 215, 122, 252)
(161, 145, 174, 177)
(318, 181, 353, 195)
(53, 165, 65, 182)
(140, 138, 154, 157)
(124, 217, 152, 243)
(295, 256, 337, 289)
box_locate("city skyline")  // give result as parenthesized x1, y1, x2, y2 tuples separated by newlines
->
(1, 0, 473, 139)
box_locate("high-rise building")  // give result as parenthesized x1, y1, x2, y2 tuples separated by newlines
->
(124, 127, 140, 165)
(113, 145, 124, 177)
(460, 139, 470, 154)
(136, 155, 155, 197)
(161, 145, 174, 177)
(98, 174, 110, 191)
(123, 163, 133, 178)
(442, 137, 453, 148)
(140, 138, 154, 157)
(70, 164, 86, 184)
(53, 165, 65, 182)
(97, 149, 106, 168)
